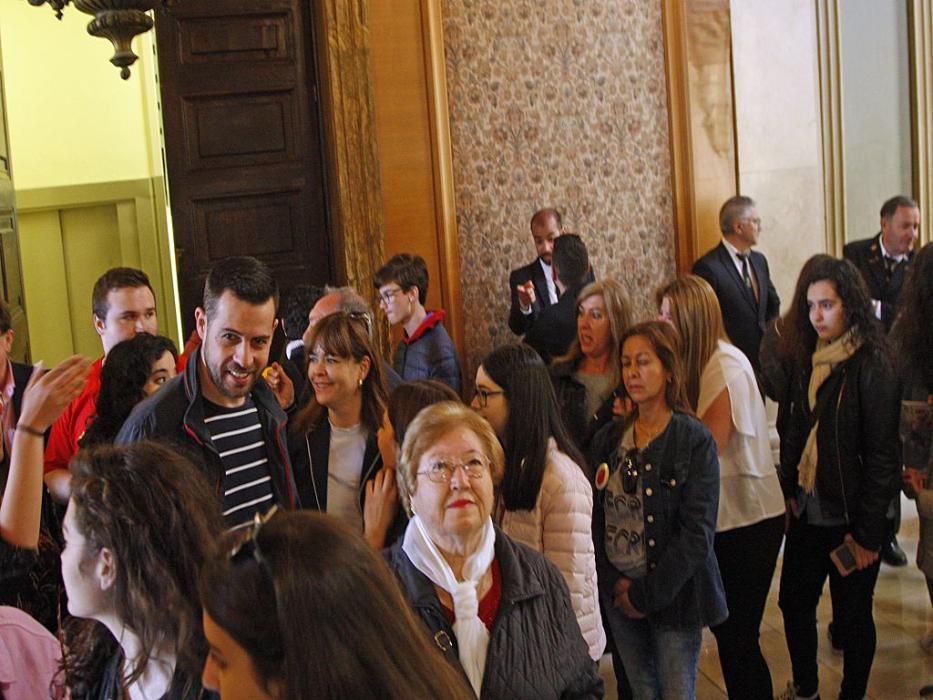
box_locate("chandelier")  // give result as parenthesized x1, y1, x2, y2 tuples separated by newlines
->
(27, 0, 168, 80)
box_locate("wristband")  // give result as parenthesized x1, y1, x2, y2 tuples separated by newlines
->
(16, 423, 45, 437)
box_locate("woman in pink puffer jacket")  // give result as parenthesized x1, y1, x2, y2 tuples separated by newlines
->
(472, 343, 606, 661)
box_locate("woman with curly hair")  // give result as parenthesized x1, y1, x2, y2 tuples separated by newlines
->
(776, 257, 901, 700)
(57, 442, 223, 699)
(79, 333, 177, 447)
(892, 243, 933, 657)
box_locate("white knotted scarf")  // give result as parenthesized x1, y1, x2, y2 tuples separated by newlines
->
(402, 514, 496, 697)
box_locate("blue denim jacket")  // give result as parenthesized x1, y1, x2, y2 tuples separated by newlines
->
(589, 412, 727, 629)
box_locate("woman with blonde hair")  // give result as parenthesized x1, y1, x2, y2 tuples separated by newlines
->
(550, 279, 633, 454)
(656, 274, 784, 699)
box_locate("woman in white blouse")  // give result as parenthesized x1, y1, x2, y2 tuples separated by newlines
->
(658, 275, 785, 700)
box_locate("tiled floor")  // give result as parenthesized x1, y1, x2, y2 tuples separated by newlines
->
(599, 495, 933, 699)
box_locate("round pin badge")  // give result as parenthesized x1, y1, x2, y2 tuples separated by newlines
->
(595, 462, 609, 490)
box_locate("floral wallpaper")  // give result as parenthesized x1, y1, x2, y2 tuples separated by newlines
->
(442, 0, 676, 372)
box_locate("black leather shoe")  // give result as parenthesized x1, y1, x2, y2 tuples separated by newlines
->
(881, 537, 908, 567)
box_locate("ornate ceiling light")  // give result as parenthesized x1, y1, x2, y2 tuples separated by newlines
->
(27, 0, 167, 80)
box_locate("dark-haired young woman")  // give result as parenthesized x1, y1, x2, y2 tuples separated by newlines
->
(57, 442, 224, 699)
(776, 257, 901, 700)
(79, 333, 177, 447)
(472, 343, 605, 661)
(200, 509, 474, 700)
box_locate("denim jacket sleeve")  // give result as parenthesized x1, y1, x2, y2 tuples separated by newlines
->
(628, 418, 721, 616)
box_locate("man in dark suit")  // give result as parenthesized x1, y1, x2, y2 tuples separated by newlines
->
(508, 208, 564, 335)
(524, 234, 590, 363)
(692, 195, 781, 374)
(843, 194, 920, 568)
(843, 195, 919, 332)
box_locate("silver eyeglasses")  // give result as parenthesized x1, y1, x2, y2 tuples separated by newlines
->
(417, 456, 490, 483)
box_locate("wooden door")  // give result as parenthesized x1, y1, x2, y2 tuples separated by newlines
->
(0, 35, 29, 362)
(155, 0, 331, 336)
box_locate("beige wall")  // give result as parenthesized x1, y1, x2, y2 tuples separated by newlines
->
(442, 0, 676, 372)
(731, 0, 826, 311)
(0, 4, 179, 363)
(839, 0, 913, 242)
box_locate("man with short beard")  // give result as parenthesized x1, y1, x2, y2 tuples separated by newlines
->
(117, 256, 298, 528)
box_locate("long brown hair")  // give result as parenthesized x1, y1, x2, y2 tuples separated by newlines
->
(618, 321, 693, 420)
(293, 312, 388, 435)
(200, 511, 474, 700)
(655, 275, 728, 410)
(58, 443, 224, 697)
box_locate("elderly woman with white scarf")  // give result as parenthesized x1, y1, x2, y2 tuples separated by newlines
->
(384, 401, 603, 699)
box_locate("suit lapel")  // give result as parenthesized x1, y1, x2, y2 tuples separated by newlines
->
(532, 260, 553, 308)
(716, 244, 757, 314)
(864, 235, 888, 294)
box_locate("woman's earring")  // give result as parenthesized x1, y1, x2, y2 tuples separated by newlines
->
(358, 377, 364, 388)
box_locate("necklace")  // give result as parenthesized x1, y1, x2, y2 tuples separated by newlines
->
(634, 411, 672, 447)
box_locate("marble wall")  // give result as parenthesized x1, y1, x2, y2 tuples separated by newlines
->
(731, 0, 826, 311)
(441, 0, 675, 371)
(839, 0, 912, 243)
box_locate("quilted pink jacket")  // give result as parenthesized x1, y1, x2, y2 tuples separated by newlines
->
(498, 439, 606, 661)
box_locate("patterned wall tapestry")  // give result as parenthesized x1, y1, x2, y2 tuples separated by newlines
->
(442, 0, 676, 372)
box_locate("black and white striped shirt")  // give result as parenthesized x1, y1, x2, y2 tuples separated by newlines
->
(203, 398, 275, 530)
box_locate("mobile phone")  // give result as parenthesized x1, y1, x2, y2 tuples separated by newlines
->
(830, 541, 858, 577)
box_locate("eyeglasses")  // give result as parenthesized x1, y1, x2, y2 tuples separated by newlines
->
(417, 456, 490, 483)
(228, 505, 279, 564)
(473, 387, 504, 408)
(378, 287, 404, 305)
(620, 448, 640, 495)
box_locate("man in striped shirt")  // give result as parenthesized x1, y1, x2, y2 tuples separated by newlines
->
(117, 256, 297, 528)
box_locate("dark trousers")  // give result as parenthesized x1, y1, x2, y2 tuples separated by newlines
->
(711, 514, 784, 699)
(778, 517, 882, 700)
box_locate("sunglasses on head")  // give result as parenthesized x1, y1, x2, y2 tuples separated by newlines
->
(619, 447, 640, 495)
